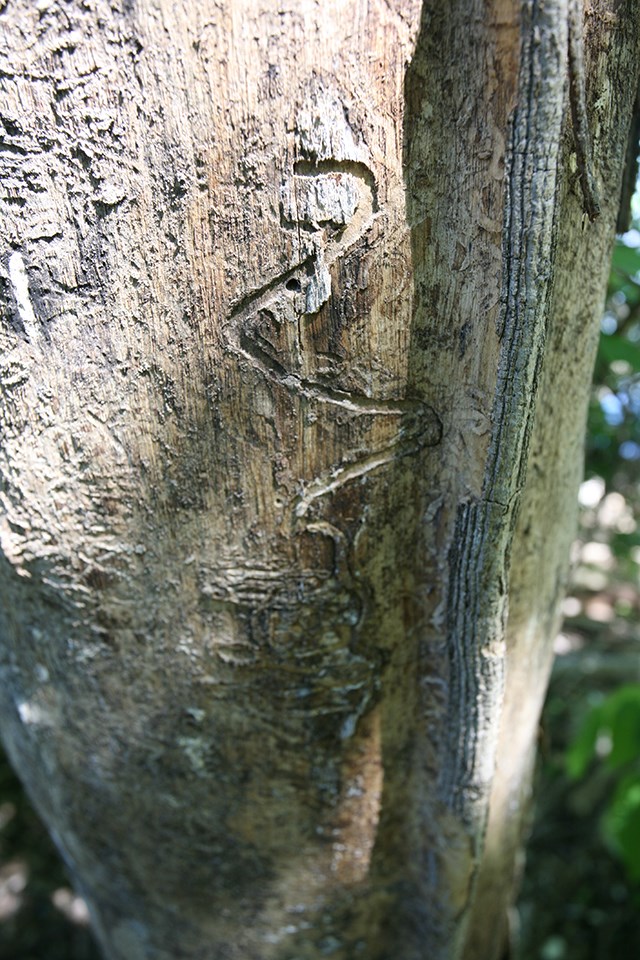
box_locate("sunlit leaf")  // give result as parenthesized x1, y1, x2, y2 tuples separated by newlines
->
(599, 335, 640, 372)
(611, 243, 640, 278)
(566, 686, 640, 777)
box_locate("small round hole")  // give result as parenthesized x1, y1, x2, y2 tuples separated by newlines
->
(285, 278, 301, 292)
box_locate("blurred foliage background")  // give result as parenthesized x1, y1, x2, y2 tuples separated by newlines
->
(1, 219, 640, 960)
(516, 200, 640, 960)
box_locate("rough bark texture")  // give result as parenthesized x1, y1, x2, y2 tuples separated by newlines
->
(0, 1, 638, 959)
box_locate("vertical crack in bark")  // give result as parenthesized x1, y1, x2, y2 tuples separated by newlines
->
(441, 0, 568, 856)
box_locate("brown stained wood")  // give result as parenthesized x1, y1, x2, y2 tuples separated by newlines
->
(0, 2, 639, 959)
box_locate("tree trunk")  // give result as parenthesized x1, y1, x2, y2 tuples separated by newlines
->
(0, 1, 638, 958)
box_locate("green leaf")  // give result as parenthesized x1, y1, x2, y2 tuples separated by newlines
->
(611, 243, 640, 278)
(566, 686, 640, 778)
(602, 773, 640, 884)
(599, 335, 640, 372)
(566, 705, 605, 779)
(609, 697, 640, 770)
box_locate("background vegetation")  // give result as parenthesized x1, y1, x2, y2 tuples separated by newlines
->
(1, 221, 640, 959)
(517, 207, 640, 960)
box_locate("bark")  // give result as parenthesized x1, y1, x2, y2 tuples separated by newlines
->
(0, 2, 638, 959)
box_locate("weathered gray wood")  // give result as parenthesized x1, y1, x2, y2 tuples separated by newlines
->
(0, 1, 638, 958)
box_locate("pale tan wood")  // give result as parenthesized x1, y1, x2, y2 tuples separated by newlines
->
(0, 1, 638, 958)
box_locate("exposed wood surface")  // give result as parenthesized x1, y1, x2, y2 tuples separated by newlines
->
(0, 1, 639, 958)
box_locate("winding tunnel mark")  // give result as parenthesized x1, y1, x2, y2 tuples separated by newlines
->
(225, 148, 441, 521)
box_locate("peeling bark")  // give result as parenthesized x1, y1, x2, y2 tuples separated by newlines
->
(0, 2, 639, 959)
